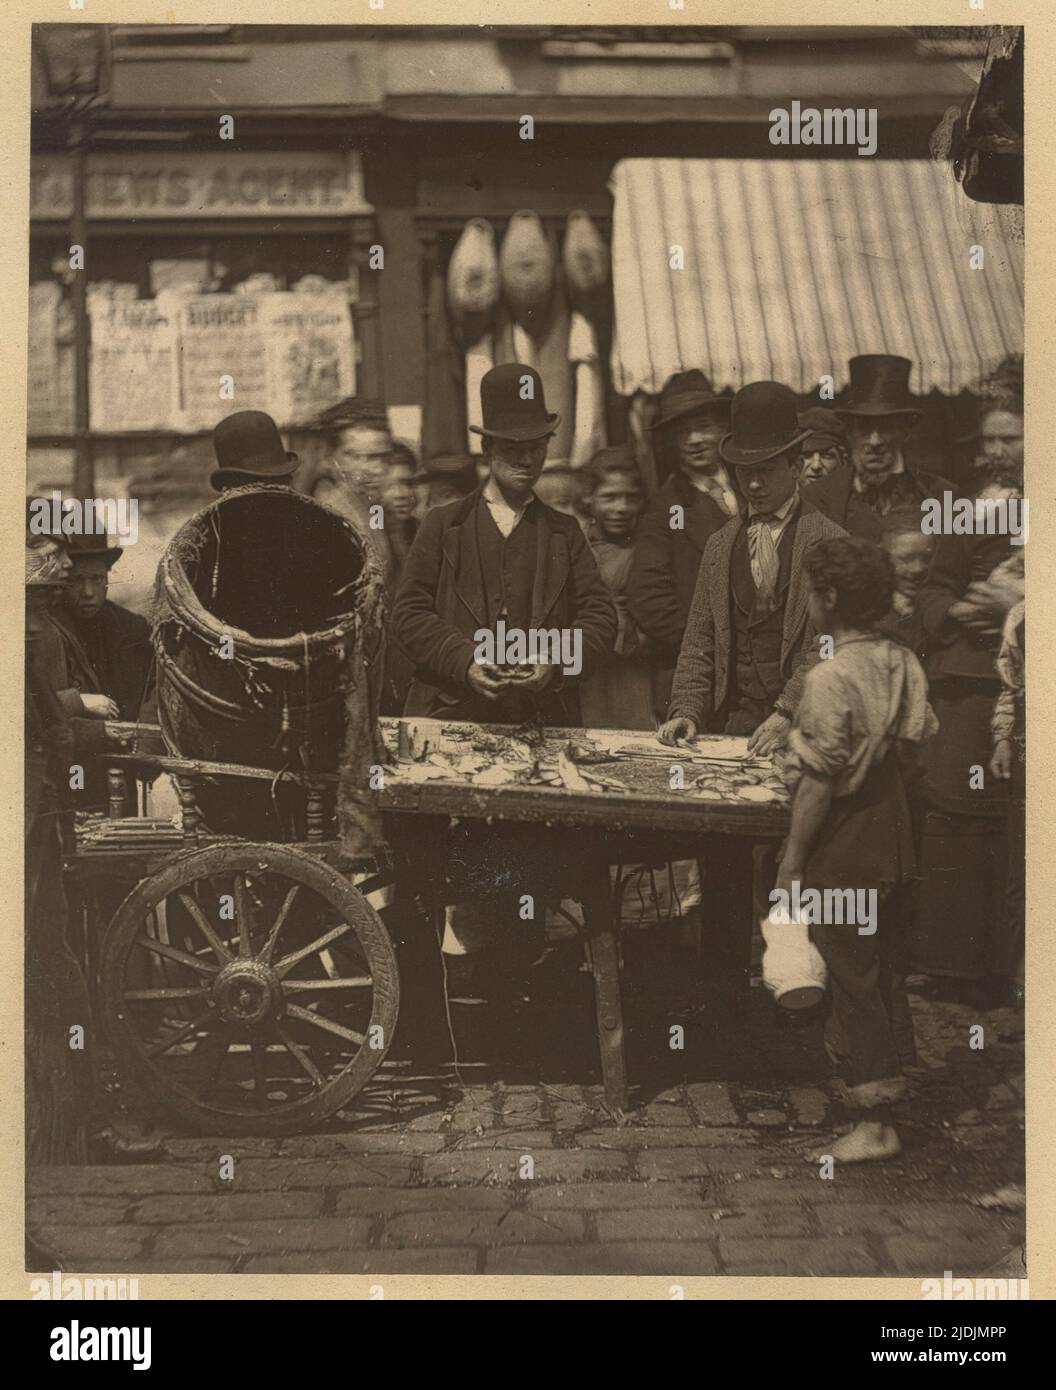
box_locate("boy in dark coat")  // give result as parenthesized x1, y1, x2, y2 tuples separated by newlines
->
(626, 371, 732, 714)
(391, 364, 616, 727)
(53, 532, 154, 723)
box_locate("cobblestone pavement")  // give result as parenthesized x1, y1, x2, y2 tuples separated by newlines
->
(27, 953, 1025, 1279)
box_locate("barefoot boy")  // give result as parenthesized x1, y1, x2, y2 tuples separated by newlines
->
(777, 536, 937, 1163)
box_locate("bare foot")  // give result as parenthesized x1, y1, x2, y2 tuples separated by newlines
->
(808, 1121, 902, 1165)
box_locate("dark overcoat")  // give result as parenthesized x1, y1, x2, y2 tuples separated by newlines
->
(390, 488, 617, 723)
(802, 465, 956, 542)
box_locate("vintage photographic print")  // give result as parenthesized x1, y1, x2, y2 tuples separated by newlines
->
(19, 11, 1033, 1304)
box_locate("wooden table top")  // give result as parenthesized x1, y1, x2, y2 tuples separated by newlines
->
(101, 717, 791, 841)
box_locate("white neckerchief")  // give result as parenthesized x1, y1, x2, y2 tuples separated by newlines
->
(483, 475, 533, 539)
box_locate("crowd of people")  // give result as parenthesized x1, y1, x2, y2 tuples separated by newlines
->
(25, 349, 1026, 1166)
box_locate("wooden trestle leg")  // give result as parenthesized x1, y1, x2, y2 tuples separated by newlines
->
(578, 855, 628, 1116)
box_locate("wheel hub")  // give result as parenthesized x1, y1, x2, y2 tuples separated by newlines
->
(212, 960, 280, 1026)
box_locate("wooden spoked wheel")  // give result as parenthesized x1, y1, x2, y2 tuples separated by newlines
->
(100, 843, 400, 1135)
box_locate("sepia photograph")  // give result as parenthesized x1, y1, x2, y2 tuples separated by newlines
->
(17, 11, 1034, 1314)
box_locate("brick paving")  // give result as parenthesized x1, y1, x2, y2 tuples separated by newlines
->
(26, 983, 1025, 1279)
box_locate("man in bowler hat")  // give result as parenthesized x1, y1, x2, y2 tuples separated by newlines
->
(803, 355, 955, 540)
(659, 381, 846, 754)
(627, 369, 734, 716)
(391, 362, 616, 726)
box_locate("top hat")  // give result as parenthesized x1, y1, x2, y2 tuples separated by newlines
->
(651, 369, 730, 431)
(210, 411, 298, 491)
(834, 355, 923, 423)
(469, 364, 560, 442)
(797, 407, 848, 456)
(66, 530, 124, 568)
(720, 382, 811, 467)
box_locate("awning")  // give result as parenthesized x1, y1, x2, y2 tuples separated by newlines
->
(609, 158, 1023, 397)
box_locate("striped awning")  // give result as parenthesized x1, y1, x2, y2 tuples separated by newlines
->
(609, 158, 1024, 397)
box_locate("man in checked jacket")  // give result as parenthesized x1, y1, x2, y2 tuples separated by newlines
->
(659, 381, 846, 755)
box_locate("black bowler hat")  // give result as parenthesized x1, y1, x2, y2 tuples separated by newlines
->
(720, 382, 810, 467)
(650, 369, 730, 431)
(210, 410, 298, 491)
(469, 364, 560, 443)
(67, 530, 124, 568)
(834, 355, 923, 423)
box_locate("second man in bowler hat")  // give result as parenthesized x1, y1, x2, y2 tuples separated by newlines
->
(659, 381, 846, 755)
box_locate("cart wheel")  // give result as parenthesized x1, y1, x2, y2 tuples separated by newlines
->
(100, 843, 399, 1135)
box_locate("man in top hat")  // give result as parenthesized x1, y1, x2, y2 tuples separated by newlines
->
(659, 381, 846, 755)
(627, 369, 735, 716)
(392, 362, 616, 726)
(210, 409, 298, 493)
(802, 355, 955, 540)
(52, 531, 153, 726)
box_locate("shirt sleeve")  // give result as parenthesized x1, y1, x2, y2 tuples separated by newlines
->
(787, 667, 853, 778)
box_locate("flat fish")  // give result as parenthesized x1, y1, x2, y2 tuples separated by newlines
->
(736, 785, 779, 803)
(563, 210, 610, 303)
(447, 218, 500, 322)
(500, 210, 555, 330)
(475, 763, 520, 787)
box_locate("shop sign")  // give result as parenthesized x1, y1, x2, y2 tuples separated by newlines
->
(31, 151, 371, 219)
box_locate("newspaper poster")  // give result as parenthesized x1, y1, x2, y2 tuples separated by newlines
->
(88, 296, 178, 433)
(173, 293, 271, 432)
(259, 290, 356, 425)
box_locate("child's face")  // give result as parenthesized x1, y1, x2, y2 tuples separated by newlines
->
(884, 530, 933, 601)
(590, 472, 641, 540)
(381, 465, 417, 521)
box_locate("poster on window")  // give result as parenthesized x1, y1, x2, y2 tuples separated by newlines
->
(173, 294, 271, 433)
(259, 290, 356, 426)
(89, 296, 178, 433)
(27, 282, 66, 435)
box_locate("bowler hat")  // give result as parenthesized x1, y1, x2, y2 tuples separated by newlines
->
(720, 382, 810, 467)
(834, 355, 923, 423)
(650, 369, 730, 431)
(210, 410, 298, 491)
(67, 531, 124, 568)
(469, 363, 560, 442)
(797, 408, 848, 456)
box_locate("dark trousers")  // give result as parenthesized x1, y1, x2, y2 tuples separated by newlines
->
(810, 885, 916, 1107)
